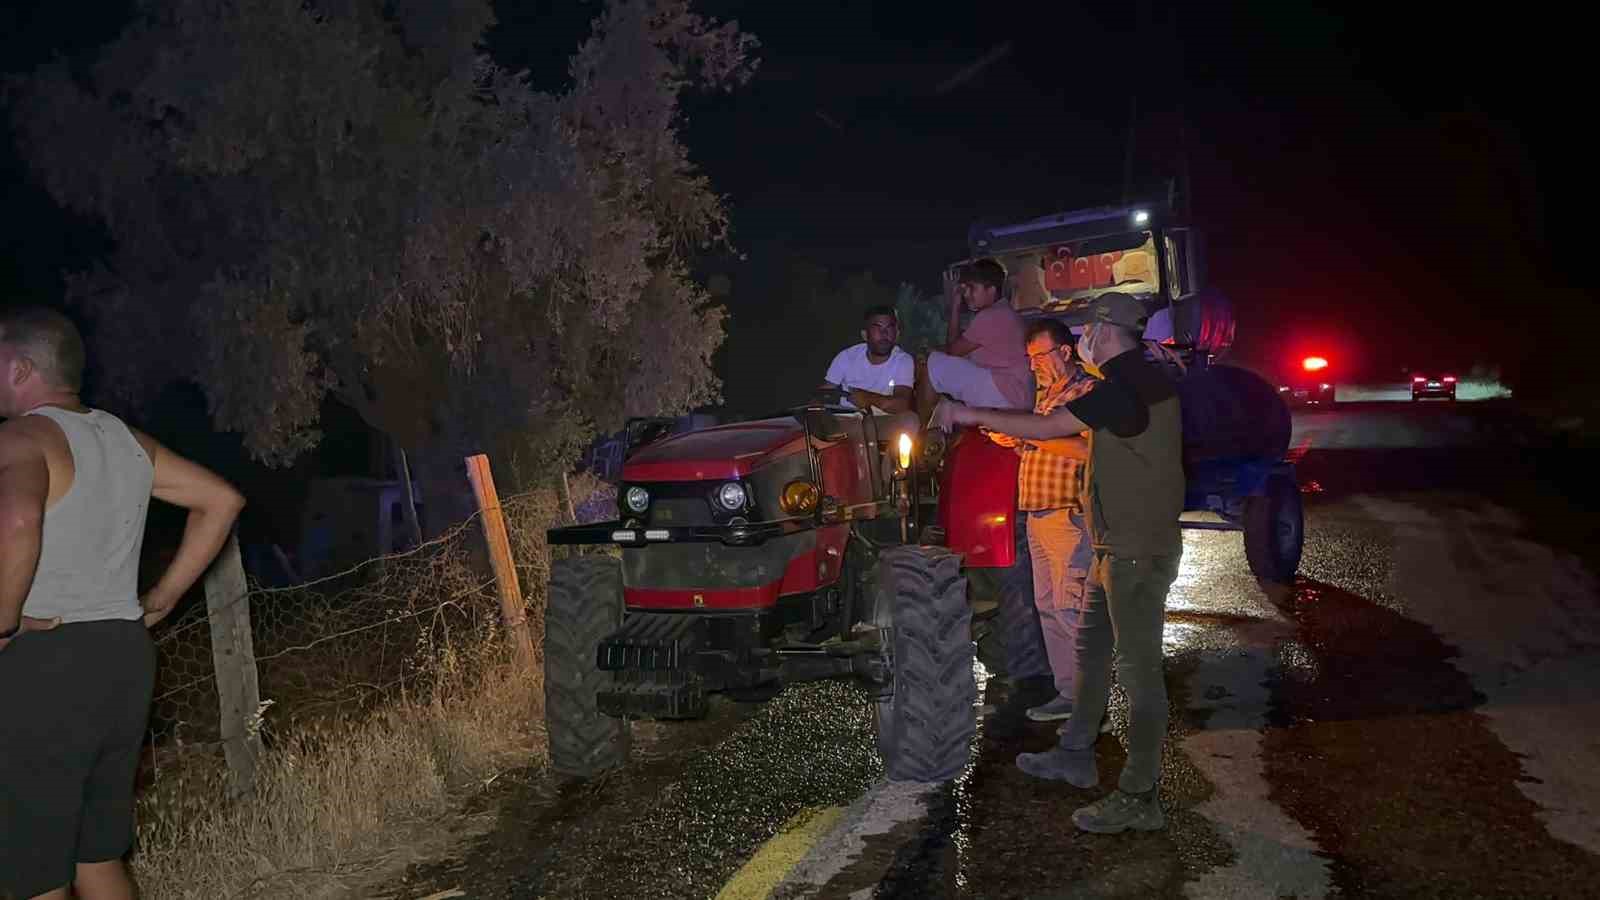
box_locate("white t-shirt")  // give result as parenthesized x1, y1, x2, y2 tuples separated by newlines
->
(824, 343, 915, 411)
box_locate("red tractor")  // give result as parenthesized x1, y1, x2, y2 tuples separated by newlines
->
(545, 399, 1021, 782)
(545, 199, 1298, 781)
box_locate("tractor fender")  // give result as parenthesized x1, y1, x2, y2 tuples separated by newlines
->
(936, 428, 1021, 569)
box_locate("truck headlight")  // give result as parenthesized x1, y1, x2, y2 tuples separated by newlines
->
(715, 481, 748, 511)
(624, 486, 650, 514)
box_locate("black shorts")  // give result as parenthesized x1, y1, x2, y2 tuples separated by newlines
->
(0, 619, 154, 899)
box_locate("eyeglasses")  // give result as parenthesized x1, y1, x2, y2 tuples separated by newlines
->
(1027, 346, 1068, 361)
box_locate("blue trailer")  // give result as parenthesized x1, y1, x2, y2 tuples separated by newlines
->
(956, 201, 1305, 583)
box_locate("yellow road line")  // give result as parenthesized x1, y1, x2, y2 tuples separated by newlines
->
(715, 805, 846, 900)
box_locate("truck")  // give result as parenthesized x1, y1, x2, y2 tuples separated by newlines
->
(962, 201, 1303, 583)
(542, 199, 1302, 783)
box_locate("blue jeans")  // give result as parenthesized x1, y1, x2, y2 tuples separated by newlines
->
(1026, 508, 1092, 699)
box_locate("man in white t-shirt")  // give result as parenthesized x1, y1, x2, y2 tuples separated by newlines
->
(820, 305, 916, 415)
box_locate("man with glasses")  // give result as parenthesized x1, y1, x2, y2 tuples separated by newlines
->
(984, 318, 1097, 724)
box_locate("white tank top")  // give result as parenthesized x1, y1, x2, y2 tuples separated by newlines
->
(21, 407, 154, 623)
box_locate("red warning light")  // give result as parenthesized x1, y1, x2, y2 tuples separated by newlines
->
(1302, 356, 1329, 372)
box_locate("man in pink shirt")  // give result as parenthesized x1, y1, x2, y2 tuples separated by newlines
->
(915, 258, 1035, 424)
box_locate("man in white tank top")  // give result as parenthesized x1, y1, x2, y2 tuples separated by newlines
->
(0, 307, 244, 900)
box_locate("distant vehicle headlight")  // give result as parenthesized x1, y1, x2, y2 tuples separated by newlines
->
(716, 482, 748, 511)
(624, 486, 651, 513)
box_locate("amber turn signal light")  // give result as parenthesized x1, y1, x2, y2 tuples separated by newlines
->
(780, 480, 819, 515)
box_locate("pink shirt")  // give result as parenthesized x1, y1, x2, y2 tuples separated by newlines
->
(963, 304, 1033, 408)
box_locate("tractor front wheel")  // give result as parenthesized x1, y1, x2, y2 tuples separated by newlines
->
(872, 546, 976, 782)
(545, 556, 631, 778)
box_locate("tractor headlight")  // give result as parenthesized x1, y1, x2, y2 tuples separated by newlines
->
(623, 486, 651, 514)
(715, 481, 748, 511)
(780, 480, 819, 515)
(897, 433, 913, 471)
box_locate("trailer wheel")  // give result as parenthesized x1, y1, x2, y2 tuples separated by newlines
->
(545, 556, 630, 778)
(1244, 472, 1304, 585)
(872, 546, 976, 782)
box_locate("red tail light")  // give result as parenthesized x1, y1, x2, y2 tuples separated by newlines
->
(1443, 376, 1457, 383)
(1302, 356, 1329, 372)
(1413, 376, 1426, 382)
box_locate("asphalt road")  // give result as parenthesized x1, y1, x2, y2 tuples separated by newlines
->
(382, 399, 1600, 900)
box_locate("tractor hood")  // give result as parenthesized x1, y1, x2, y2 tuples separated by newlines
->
(622, 416, 805, 482)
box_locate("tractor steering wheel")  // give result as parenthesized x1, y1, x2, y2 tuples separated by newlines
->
(813, 385, 851, 407)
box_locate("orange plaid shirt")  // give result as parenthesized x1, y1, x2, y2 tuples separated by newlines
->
(1016, 369, 1096, 511)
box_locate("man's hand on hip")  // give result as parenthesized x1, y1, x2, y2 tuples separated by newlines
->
(0, 614, 61, 652)
(141, 588, 181, 629)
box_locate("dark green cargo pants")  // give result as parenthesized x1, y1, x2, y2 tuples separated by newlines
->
(1056, 550, 1181, 794)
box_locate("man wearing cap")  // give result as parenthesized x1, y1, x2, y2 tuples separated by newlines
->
(935, 292, 1184, 834)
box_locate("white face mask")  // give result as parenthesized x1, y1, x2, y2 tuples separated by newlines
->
(1076, 325, 1107, 374)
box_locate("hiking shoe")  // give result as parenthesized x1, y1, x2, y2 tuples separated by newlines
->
(1071, 789, 1165, 834)
(1015, 746, 1098, 788)
(1026, 694, 1074, 722)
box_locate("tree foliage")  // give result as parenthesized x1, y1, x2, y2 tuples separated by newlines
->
(7, 0, 755, 469)
(894, 282, 947, 356)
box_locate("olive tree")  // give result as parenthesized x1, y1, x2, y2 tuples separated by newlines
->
(7, 0, 754, 531)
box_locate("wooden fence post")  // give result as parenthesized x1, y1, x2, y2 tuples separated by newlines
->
(465, 454, 535, 667)
(205, 530, 262, 797)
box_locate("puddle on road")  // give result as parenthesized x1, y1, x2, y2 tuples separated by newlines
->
(887, 660, 1235, 900)
(1261, 577, 1600, 898)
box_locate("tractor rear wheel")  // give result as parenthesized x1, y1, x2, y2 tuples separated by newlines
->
(872, 546, 976, 782)
(545, 556, 631, 778)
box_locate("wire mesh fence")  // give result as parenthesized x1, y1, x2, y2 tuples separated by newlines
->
(143, 475, 616, 774)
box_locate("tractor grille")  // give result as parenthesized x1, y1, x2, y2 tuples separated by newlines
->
(621, 530, 816, 590)
(647, 498, 712, 527)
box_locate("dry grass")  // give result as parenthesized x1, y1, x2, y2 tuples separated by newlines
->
(122, 477, 612, 899)
(131, 649, 545, 899)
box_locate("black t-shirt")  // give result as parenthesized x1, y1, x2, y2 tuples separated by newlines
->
(1062, 349, 1177, 437)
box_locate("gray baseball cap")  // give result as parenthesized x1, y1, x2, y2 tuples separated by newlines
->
(1089, 292, 1149, 330)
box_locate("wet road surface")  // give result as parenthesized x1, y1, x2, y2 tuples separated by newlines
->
(383, 401, 1600, 899)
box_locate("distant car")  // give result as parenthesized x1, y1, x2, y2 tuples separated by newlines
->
(1278, 356, 1336, 407)
(1411, 373, 1457, 402)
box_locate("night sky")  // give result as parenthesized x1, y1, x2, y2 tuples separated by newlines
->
(3, 1, 1587, 419)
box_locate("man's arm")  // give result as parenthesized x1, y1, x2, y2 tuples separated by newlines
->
(848, 386, 914, 414)
(955, 405, 1091, 440)
(1026, 434, 1090, 459)
(134, 431, 246, 627)
(0, 422, 48, 638)
(944, 335, 981, 357)
(947, 370, 1148, 440)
